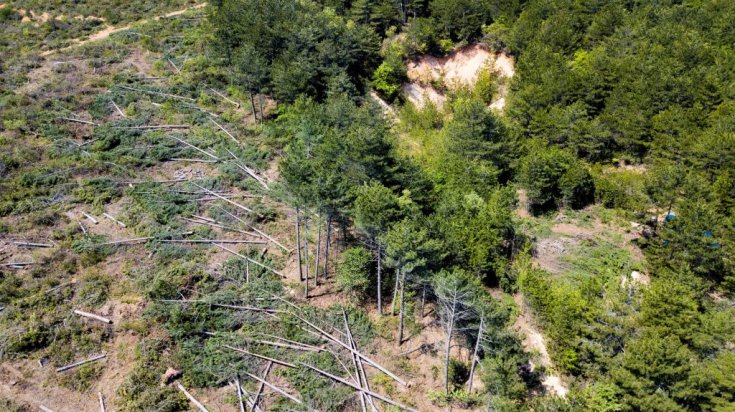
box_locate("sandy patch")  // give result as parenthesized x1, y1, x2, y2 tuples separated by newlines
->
(403, 44, 515, 111)
(512, 294, 569, 398)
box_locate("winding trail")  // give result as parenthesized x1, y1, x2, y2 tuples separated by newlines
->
(40, 3, 207, 57)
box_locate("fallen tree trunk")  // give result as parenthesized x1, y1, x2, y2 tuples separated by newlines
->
(74, 309, 112, 324)
(244, 372, 302, 405)
(299, 362, 417, 412)
(214, 244, 285, 277)
(115, 125, 190, 130)
(223, 345, 296, 368)
(176, 383, 209, 412)
(209, 88, 240, 108)
(251, 361, 273, 412)
(168, 136, 219, 161)
(159, 239, 266, 244)
(82, 212, 98, 224)
(192, 183, 253, 213)
(102, 213, 126, 227)
(291, 313, 409, 388)
(119, 85, 195, 102)
(210, 118, 240, 145)
(56, 354, 106, 372)
(58, 117, 97, 126)
(110, 100, 126, 118)
(12, 241, 53, 248)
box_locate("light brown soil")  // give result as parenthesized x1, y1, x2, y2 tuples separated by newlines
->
(403, 44, 515, 111)
(512, 294, 569, 398)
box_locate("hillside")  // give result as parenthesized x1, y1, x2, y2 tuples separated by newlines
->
(1, 1, 734, 412)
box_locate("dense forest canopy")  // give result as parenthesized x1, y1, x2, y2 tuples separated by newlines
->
(210, 0, 734, 409)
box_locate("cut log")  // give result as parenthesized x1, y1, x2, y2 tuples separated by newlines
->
(210, 118, 239, 145)
(214, 244, 285, 277)
(225, 150, 268, 185)
(223, 345, 296, 368)
(176, 383, 209, 412)
(56, 354, 106, 372)
(299, 362, 417, 412)
(170, 158, 219, 163)
(251, 361, 273, 412)
(168, 58, 181, 74)
(247, 338, 322, 352)
(115, 124, 190, 130)
(182, 217, 260, 236)
(79, 221, 87, 235)
(58, 117, 97, 126)
(160, 239, 265, 244)
(98, 236, 154, 246)
(235, 377, 246, 412)
(168, 136, 219, 161)
(218, 207, 289, 253)
(74, 310, 112, 324)
(344, 310, 368, 412)
(98, 392, 106, 412)
(12, 241, 53, 248)
(159, 300, 281, 314)
(1, 261, 34, 267)
(192, 183, 253, 213)
(39, 406, 55, 412)
(102, 213, 126, 228)
(209, 88, 240, 108)
(244, 372, 302, 405)
(291, 314, 409, 388)
(82, 212, 98, 224)
(110, 100, 126, 118)
(119, 85, 195, 102)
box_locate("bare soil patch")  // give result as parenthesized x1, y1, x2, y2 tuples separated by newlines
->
(403, 44, 515, 110)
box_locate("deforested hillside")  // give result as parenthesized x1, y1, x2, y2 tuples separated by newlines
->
(1, 0, 733, 411)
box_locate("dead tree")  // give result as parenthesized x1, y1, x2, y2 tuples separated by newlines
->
(322, 214, 332, 279)
(296, 208, 303, 281)
(467, 314, 484, 393)
(434, 271, 477, 393)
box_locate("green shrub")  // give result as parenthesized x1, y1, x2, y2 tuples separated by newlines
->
(593, 169, 647, 211)
(560, 162, 595, 209)
(335, 246, 372, 298)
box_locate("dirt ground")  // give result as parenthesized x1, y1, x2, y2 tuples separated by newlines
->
(403, 44, 515, 111)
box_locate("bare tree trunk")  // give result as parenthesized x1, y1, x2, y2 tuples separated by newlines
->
(323, 214, 332, 279)
(444, 301, 457, 393)
(419, 283, 426, 318)
(467, 316, 484, 393)
(249, 90, 257, 126)
(376, 241, 382, 315)
(304, 216, 310, 297)
(314, 217, 321, 287)
(296, 208, 303, 281)
(397, 269, 406, 346)
(258, 94, 264, 124)
(391, 269, 399, 316)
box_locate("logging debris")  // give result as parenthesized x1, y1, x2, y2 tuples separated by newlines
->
(56, 353, 106, 372)
(74, 309, 112, 324)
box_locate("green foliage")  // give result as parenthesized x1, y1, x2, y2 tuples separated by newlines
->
(212, 0, 380, 102)
(372, 61, 404, 102)
(592, 169, 647, 211)
(519, 143, 593, 211)
(335, 246, 372, 298)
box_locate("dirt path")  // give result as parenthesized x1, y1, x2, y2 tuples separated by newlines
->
(40, 3, 207, 57)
